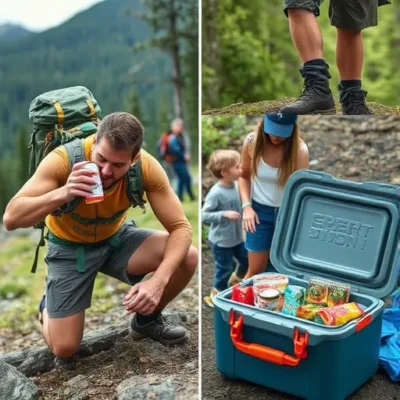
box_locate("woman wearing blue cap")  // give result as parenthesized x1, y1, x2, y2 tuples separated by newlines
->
(239, 113, 309, 277)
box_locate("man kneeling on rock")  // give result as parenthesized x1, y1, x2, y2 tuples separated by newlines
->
(3, 112, 198, 363)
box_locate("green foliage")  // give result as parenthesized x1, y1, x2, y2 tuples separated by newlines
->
(133, 0, 199, 158)
(202, 0, 400, 109)
(0, 0, 198, 216)
(201, 115, 248, 159)
(0, 282, 27, 299)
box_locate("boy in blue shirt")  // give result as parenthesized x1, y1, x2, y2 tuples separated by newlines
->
(202, 149, 248, 305)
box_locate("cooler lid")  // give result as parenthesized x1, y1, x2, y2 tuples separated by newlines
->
(270, 170, 400, 299)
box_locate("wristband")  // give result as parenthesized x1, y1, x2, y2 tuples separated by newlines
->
(242, 202, 252, 209)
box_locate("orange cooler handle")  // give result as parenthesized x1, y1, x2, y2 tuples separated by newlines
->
(229, 310, 309, 367)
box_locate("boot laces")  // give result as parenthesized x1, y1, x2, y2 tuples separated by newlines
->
(341, 87, 370, 114)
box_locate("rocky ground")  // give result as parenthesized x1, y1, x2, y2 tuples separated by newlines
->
(202, 98, 400, 116)
(0, 231, 199, 399)
(201, 115, 400, 399)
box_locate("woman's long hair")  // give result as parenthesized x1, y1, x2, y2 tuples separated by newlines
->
(250, 120, 299, 187)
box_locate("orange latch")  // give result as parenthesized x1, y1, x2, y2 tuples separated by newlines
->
(229, 310, 309, 367)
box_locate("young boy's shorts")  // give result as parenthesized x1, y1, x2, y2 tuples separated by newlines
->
(283, 0, 391, 30)
(245, 200, 279, 253)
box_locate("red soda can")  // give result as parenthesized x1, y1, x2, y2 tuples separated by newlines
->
(231, 284, 254, 306)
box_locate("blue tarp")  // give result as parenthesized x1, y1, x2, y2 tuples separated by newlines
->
(380, 288, 400, 382)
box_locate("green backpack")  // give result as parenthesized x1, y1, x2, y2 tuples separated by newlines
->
(28, 86, 146, 273)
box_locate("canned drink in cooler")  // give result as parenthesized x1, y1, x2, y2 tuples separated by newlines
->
(84, 162, 104, 204)
(256, 288, 281, 312)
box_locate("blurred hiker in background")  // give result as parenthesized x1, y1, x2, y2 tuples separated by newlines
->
(281, 0, 391, 115)
(168, 118, 196, 202)
(157, 129, 176, 185)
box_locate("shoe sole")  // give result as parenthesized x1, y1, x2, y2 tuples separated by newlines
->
(128, 326, 189, 345)
(297, 108, 335, 115)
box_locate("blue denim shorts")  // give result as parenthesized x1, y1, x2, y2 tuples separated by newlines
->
(245, 200, 279, 252)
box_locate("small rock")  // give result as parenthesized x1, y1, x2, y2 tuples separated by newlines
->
(101, 379, 114, 387)
(117, 374, 176, 400)
(347, 167, 360, 177)
(65, 374, 89, 390)
(390, 174, 400, 184)
(103, 316, 112, 324)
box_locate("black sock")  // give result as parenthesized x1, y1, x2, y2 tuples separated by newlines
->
(340, 79, 362, 89)
(304, 59, 326, 67)
(136, 312, 158, 325)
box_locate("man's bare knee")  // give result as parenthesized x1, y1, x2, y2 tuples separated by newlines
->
(46, 312, 84, 359)
(183, 245, 198, 274)
(52, 341, 80, 359)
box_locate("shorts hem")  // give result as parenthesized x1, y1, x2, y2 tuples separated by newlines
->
(47, 304, 90, 319)
(331, 19, 377, 31)
(245, 246, 271, 253)
(284, 5, 320, 18)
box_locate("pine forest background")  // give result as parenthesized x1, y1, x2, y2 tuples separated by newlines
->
(0, 0, 198, 215)
(202, 0, 400, 110)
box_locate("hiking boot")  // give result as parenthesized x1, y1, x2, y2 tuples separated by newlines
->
(339, 84, 372, 115)
(280, 62, 335, 115)
(129, 313, 189, 345)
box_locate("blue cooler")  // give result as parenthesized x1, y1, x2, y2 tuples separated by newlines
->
(213, 170, 400, 400)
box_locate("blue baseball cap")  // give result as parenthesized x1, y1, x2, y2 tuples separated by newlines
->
(263, 113, 298, 138)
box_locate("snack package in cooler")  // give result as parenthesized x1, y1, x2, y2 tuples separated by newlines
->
(314, 302, 364, 326)
(296, 304, 326, 321)
(327, 282, 350, 307)
(282, 285, 306, 316)
(306, 278, 329, 306)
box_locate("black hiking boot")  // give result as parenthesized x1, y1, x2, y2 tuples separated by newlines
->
(129, 313, 189, 345)
(339, 84, 372, 115)
(280, 62, 335, 115)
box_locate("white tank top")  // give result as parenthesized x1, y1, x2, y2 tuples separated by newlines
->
(251, 158, 283, 207)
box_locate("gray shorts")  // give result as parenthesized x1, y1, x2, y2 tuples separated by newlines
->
(283, 0, 391, 30)
(44, 222, 154, 318)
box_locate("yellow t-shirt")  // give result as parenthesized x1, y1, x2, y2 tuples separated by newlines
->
(44, 135, 170, 243)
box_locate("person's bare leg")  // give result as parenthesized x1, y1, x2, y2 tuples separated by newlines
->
(244, 251, 270, 279)
(336, 28, 370, 114)
(281, 8, 334, 114)
(126, 231, 198, 311)
(42, 309, 85, 359)
(336, 28, 363, 80)
(288, 9, 323, 63)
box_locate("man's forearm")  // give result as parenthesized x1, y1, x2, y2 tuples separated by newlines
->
(152, 223, 193, 284)
(3, 187, 67, 230)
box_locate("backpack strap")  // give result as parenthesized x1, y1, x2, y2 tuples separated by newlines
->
(126, 159, 146, 212)
(31, 139, 85, 273)
(51, 139, 85, 217)
(31, 221, 46, 274)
